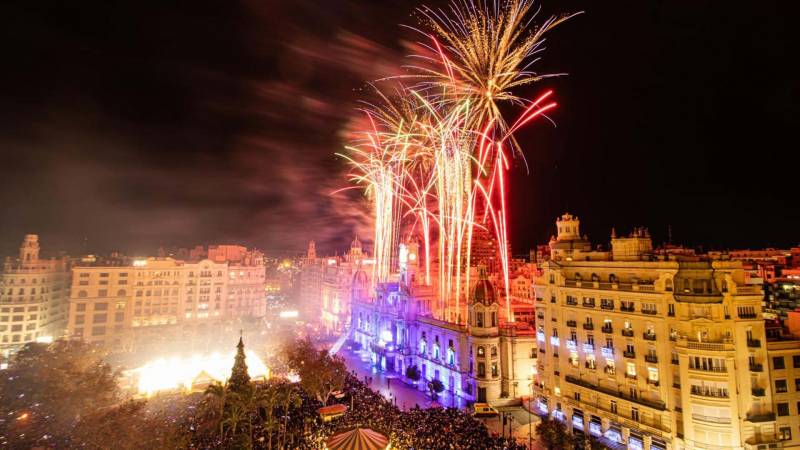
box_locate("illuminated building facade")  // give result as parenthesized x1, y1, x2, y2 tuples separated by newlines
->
(351, 239, 537, 405)
(0, 235, 70, 356)
(66, 246, 266, 349)
(320, 237, 371, 334)
(533, 213, 781, 450)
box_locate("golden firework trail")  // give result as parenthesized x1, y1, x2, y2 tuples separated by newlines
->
(341, 0, 575, 325)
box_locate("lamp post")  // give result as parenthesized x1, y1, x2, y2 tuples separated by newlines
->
(528, 377, 533, 450)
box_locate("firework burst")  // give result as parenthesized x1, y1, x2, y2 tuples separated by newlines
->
(341, 0, 576, 324)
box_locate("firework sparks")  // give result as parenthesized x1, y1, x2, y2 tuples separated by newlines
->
(341, 0, 575, 324)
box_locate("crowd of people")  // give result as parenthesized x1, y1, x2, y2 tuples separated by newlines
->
(295, 375, 528, 450)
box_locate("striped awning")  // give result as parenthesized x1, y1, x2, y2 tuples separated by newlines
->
(325, 427, 389, 450)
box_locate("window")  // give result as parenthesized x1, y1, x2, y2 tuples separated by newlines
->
(115, 312, 124, 322)
(78, 291, 88, 298)
(490, 346, 498, 357)
(776, 379, 788, 393)
(76, 303, 86, 312)
(794, 355, 800, 368)
(91, 326, 106, 336)
(75, 315, 85, 325)
(631, 408, 639, 421)
(478, 362, 486, 377)
(780, 427, 792, 441)
(477, 346, 485, 357)
(575, 392, 581, 401)
(778, 403, 790, 416)
(795, 378, 800, 391)
(774, 357, 786, 370)
(93, 314, 107, 324)
(610, 400, 617, 414)
(491, 363, 498, 377)
(626, 362, 636, 377)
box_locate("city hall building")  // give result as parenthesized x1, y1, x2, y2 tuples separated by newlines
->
(351, 242, 537, 405)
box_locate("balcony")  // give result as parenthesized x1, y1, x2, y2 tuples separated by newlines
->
(537, 314, 545, 320)
(671, 358, 679, 365)
(623, 350, 636, 359)
(749, 363, 764, 372)
(583, 323, 594, 331)
(565, 375, 667, 411)
(604, 366, 616, 375)
(689, 364, 727, 373)
(739, 313, 758, 319)
(566, 299, 578, 306)
(752, 387, 766, 397)
(746, 412, 776, 423)
(642, 309, 658, 315)
(747, 339, 761, 348)
(645, 354, 658, 363)
(672, 382, 681, 389)
(646, 378, 660, 386)
(624, 373, 637, 380)
(601, 325, 613, 334)
(600, 302, 614, 311)
(620, 305, 635, 312)
(643, 332, 656, 341)
(690, 386, 729, 398)
(566, 320, 577, 328)
(692, 414, 731, 425)
(582, 301, 596, 308)
(621, 329, 634, 337)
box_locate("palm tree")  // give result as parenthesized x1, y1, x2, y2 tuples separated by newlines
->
(222, 402, 250, 447)
(249, 384, 281, 449)
(276, 384, 302, 449)
(203, 382, 228, 438)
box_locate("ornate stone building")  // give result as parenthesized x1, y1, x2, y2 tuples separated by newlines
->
(0, 235, 70, 356)
(533, 213, 779, 450)
(351, 252, 537, 404)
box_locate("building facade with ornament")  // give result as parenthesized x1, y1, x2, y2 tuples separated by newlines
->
(532, 213, 792, 450)
(350, 239, 537, 405)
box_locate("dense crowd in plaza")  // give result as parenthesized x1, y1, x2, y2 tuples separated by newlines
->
(296, 375, 527, 450)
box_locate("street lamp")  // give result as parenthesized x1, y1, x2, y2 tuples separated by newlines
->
(528, 376, 534, 450)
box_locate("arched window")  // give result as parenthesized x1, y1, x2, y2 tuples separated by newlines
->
(609, 274, 618, 284)
(477, 346, 485, 357)
(665, 278, 673, 292)
(78, 290, 88, 298)
(591, 273, 599, 282)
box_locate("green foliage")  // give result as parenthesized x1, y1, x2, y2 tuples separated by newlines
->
(405, 364, 421, 381)
(284, 337, 347, 406)
(199, 378, 302, 449)
(229, 337, 251, 394)
(427, 378, 445, 399)
(536, 416, 570, 450)
(70, 399, 187, 450)
(0, 341, 120, 448)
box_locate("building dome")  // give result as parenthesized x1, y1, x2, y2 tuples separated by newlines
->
(472, 266, 496, 306)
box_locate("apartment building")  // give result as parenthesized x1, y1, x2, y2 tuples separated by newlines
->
(533, 214, 776, 450)
(67, 246, 266, 349)
(0, 235, 70, 356)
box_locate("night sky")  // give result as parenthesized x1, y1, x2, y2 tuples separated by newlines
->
(0, 0, 797, 257)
